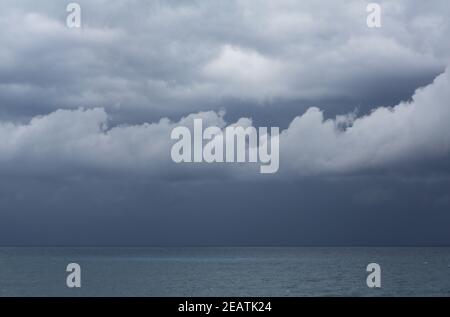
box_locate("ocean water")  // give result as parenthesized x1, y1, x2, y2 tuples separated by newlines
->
(0, 247, 449, 297)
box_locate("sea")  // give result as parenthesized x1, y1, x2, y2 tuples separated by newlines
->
(0, 247, 449, 297)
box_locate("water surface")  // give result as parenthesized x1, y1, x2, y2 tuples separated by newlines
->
(0, 247, 449, 296)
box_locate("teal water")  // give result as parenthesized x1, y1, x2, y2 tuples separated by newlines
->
(0, 247, 449, 296)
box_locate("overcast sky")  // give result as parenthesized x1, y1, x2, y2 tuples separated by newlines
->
(1, 0, 450, 246)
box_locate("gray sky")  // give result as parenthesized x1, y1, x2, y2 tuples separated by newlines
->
(1, 0, 450, 245)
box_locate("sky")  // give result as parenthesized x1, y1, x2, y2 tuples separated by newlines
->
(1, 0, 450, 246)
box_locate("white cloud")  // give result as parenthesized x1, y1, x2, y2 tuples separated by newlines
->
(0, 67, 449, 179)
(281, 68, 450, 175)
(0, 107, 231, 177)
(203, 45, 286, 99)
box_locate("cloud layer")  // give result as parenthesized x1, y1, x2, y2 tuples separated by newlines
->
(0, 1, 450, 179)
(1, 67, 449, 178)
(1, 0, 448, 121)
(281, 69, 450, 175)
(2, 1, 450, 246)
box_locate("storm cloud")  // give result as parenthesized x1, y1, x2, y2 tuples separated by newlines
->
(1, 67, 450, 178)
(1, 0, 450, 245)
(0, 0, 447, 121)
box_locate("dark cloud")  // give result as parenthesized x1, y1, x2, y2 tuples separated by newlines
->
(1, 69, 450, 179)
(1, 0, 450, 245)
(0, 0, 447, 121)
(1, 175, 450, 246)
